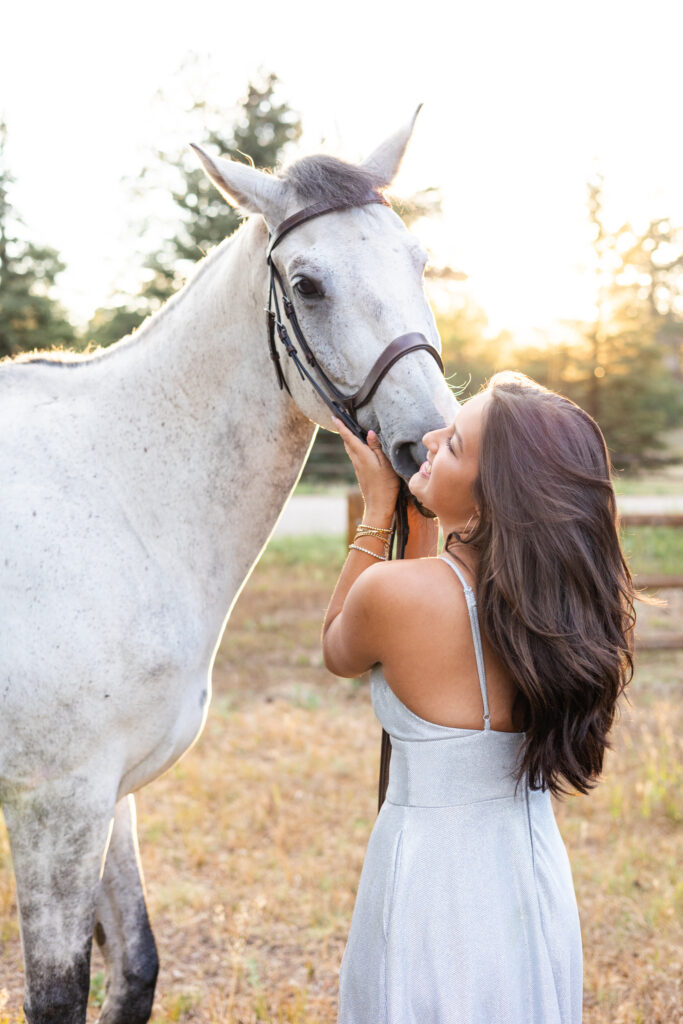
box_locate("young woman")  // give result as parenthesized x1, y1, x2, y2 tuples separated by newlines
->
(323, 373, 635, 1024)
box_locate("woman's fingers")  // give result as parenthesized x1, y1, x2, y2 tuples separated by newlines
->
(366, 429, 384, 452)
(332, 418, 400, 515)
(333, 418, 385, 464)
(333, 417, 370, 457)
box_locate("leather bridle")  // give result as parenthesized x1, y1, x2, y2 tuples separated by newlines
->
(266, 192, 444, 441)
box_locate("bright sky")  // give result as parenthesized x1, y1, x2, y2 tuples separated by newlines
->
(3, 0, 683, 337)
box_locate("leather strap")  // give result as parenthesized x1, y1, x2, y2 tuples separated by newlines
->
(378, 728, 393, 812)
(267, 194, 390, 259)
(345, 333, 444, 413)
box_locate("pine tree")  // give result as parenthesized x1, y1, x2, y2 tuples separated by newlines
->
(0, 123, 76, 359)
(86, 72, 302, 348)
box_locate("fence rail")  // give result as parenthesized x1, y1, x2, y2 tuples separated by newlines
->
(625, 512, 683, 651)
(619, 513, 683, 528)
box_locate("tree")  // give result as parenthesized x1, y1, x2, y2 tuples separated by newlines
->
(0, 123, 76, 359)
(145, 73, 301, 299)
(86, 72, 302, 347)
(512, 176, 682, 468)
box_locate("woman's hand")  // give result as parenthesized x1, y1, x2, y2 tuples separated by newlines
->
(333, 417, 400, 520)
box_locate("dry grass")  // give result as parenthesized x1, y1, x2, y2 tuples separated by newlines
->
(0, 535, 681, 1022)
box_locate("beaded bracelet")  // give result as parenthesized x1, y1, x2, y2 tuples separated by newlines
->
(354, 528, 391, 557)
(354, 535, 390, 558)
(348, 543, 387, 561)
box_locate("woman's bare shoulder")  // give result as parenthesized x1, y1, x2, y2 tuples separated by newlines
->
(358, 555, 471, 619)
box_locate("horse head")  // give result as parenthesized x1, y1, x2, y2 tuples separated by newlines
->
(192, 109, 457, 480)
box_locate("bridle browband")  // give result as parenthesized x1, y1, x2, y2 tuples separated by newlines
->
(265, 193, 444, 441)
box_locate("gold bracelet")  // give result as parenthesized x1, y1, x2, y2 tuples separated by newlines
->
(355, 527, 391, 550)
(348, 543, 387, 561)
(359, 522, 393, 534)
(356, 525, 392, 540)
(353, 529, 390, 558)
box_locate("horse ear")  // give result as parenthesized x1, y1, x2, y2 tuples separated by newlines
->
(190, 143, 288, 227)
(361, 105, 422, 185)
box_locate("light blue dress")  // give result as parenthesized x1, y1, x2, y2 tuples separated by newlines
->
(338, 556, 583, 1023)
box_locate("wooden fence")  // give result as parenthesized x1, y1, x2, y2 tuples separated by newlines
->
(621, 511, 683, 651)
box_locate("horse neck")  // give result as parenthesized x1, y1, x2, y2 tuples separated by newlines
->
(98, 217, 316, 611)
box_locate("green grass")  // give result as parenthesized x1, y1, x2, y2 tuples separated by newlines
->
(614, 475, 683, 497)
(621, 527, 683, 575)
(89, 971, 106, 1007)
(263, 534, 346, 570)
(294, 480, 351, 496)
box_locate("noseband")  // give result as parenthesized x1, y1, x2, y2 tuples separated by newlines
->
(266, 194, 444, 441)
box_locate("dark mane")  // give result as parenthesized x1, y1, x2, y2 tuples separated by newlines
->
(281, 155, 386, 206)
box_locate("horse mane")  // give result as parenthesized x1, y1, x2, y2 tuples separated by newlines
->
(281, 154, 386, 205)
(3, 227, 248, 371)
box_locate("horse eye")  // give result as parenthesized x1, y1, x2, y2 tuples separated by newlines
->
(294, 277, 321, 298)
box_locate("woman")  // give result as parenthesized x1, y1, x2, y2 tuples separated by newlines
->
(323, 373, 635, 1024)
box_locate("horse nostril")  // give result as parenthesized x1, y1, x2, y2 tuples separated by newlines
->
(392, 441, 426, 481)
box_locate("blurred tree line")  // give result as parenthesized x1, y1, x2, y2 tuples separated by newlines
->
(439, 174, 682, 469)
(0, 122, 76, 358)
(1, 75, 680, 472)
(85, 70, 303, 345)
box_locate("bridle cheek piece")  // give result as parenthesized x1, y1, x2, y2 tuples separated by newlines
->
(265, 194, 444, 442)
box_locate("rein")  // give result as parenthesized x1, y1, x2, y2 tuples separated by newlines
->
(265, 194, 443, 811)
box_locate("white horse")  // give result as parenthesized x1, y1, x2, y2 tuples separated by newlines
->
(0, 112, 456, 1023)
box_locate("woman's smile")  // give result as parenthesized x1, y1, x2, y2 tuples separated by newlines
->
(408, 391, 491, 528)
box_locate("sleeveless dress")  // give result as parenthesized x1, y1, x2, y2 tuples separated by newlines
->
(338, 556, 583, 1024)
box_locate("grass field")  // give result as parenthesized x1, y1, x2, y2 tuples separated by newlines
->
(0, 531, 681, 1022)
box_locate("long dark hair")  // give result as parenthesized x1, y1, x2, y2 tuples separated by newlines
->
(447, 373, 636, 798)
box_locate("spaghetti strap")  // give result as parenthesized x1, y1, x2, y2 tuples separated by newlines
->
(439, 555, 491, 730)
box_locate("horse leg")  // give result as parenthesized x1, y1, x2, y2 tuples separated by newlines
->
(94, 795, 159, 1024)
(2, 783, 115, 1024)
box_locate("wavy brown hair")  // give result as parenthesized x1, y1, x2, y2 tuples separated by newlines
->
(446, 373, 636, 798)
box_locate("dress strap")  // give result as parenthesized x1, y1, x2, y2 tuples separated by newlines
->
(439, 555, 491, 730)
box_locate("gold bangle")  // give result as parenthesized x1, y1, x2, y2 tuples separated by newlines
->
(355, 526, 391, 545)
(348, 543, 387, 561)
(353, 530, 390, 556)
(359, 522, 393, 534)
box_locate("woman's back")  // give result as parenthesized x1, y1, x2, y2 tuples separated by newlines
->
(372, 553, 523, 733)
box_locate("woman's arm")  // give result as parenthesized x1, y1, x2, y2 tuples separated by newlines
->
(322, 419, 437, 676)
